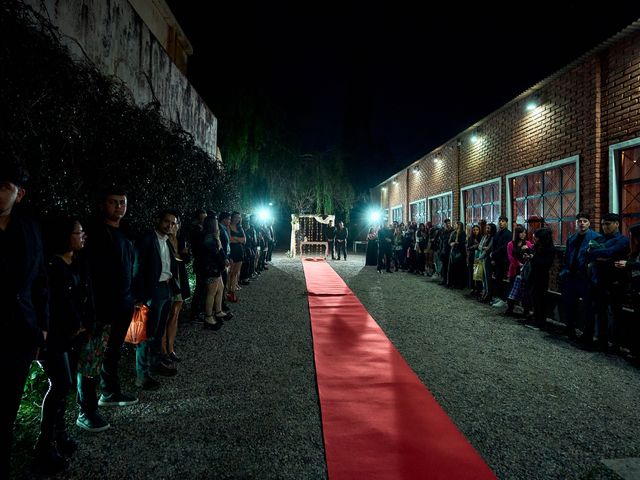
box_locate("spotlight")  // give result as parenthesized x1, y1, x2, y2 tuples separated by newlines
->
(257, 208, 270, 222)
(369, 211, 381, 223)
(526, 101, 538, 111)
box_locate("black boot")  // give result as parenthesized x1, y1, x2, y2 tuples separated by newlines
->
(77, 374, 99, 415)
(54, 430, 78, 457)
(33, 438, 68, 474)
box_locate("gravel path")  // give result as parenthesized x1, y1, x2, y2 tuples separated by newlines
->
(16, 254, 326, 480)
(326, 255, 640, 480)
(14, 253, 640, 479)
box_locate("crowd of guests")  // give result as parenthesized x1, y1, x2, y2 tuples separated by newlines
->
(365, 213, 639, 355)
(3, 160, 275, 476)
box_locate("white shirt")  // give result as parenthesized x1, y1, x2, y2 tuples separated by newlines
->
(155, 230, 172, 282)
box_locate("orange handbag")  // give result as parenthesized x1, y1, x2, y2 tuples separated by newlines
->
(124, 305, 149, 344)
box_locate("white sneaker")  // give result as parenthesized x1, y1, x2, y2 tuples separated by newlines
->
(492, 300, 506, 308)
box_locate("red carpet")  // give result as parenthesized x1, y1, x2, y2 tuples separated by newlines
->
(302, 259, 496, 480)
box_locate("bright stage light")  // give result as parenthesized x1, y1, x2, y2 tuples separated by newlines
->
(369, 211, 381, 223)
(257, 208, 270, 222)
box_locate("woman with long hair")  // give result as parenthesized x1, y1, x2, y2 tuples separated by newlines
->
(227, 211, 245, 303)
(393, 226, 403, 271)
(37, 217, 93, 473)
(415, 223, 428, 274)
(162, 215, 190, 360)
(447, 221, 467, 288)
(504, 225, 532, 316)
(524, 227, 556, 329)
(365, 227, 378, 266)
(201, 216, 232, 330)
(466, 224, 482, 295)
(478, 223, 496, 302)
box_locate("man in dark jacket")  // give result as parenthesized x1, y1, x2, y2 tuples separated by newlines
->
(188, 209, 207, 323)
(489, 216, 512, 307)
(559, 213, 600, 340)
(83, 189, 138, 424)
(335, 221, 349, 260)
(2, 160, 49, 478)
(586, 213, 630, 351)
(325, 220, 337, 260)
(133, 210, 180, 390)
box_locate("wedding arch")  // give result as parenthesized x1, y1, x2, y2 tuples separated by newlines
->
(290, 214, 335, 257)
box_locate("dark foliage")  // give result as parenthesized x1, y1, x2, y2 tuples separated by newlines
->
(0, 0, 236, 234)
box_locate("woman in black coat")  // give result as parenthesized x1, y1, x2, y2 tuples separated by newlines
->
(365, 228, 378, 266)
(37, 216, 94, 473)
(163, 215, 191, 362)
(524, 227, 556, 329)
(447, 221, 467, 288)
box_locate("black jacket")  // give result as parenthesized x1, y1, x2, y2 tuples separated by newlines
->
(45, 255, 95, 352)
(528, 245, 556, 290)
(3, 214, 49, 351)
(491, 228, 512, 264)
(133, 230, 180, 304)
(84, 219, 135, 320)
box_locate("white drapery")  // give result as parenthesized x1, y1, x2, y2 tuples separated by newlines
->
(290, 214, 335, 257)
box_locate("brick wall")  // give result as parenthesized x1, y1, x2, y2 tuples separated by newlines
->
(371, 26, 640, 295)
(374, 28, 640, 231)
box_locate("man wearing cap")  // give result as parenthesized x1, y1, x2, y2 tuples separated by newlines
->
(586, 213, 630, 352)
(559, 213, 600, 341)
(1, 160, 49, 477)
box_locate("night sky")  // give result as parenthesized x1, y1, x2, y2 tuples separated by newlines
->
(167, 2, 640, 191)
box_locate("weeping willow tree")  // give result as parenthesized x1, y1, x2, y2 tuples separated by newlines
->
(215, 88, 355, 218)
(267, 150, 354, 220)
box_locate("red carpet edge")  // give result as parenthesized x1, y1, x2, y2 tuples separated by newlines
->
(302, 258, 496, 480)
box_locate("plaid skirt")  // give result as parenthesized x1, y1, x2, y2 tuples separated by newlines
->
(508, 275, 526, 302)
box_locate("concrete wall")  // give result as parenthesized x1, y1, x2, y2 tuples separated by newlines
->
(27, 0, 217, 157)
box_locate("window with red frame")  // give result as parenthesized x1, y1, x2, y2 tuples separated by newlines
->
(429, 194, 452, 227)
(619, 146, 640, 234)
(463, 181, 500, 227)
(511, 163, 577, 244)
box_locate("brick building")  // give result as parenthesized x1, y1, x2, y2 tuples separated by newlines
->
(372, 21, 640, 245)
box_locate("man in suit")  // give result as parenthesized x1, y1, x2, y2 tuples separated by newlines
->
(133, 210, 181, 390)
(335, 221, 349, 260)
(1, 160, 49, 478)
(325, 220, 336, 260)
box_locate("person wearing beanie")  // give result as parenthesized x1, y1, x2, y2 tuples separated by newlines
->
(586, 213, 630, 352)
